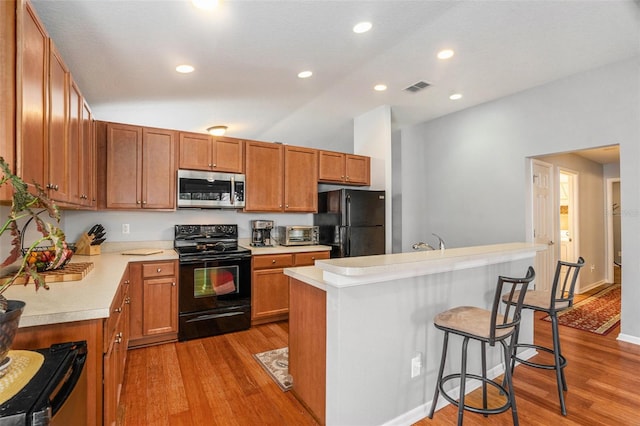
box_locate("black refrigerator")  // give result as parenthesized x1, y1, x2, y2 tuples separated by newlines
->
(314, 189, 385, 258)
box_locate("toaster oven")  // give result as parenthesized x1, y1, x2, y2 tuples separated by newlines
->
(276, 226, 319, 246)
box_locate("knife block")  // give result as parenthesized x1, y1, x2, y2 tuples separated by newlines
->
(75, 233, 101, 256)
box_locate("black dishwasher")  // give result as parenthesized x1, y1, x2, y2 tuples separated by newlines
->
(0, 341, 87, 425)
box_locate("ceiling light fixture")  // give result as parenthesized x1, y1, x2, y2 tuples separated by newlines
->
(374, 84, 387, 92)
(191, 0, 219, 11)
(437, 49, 455, 60)
(449, 93, 463, 100)
(298, 70, 313, 79)
(176, 64, 195, 74)
(353, 22, 372, 34)
(207, 125, 227, 136)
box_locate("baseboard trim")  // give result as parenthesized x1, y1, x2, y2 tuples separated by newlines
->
(576, 279, 607, 294)
(382, 348, 537, 426)
(617, 333, 640, 346)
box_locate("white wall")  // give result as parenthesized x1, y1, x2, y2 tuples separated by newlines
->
(354, 105, 392, 253)
(398, 57, 640, 342)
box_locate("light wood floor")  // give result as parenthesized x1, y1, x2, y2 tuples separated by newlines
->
(120, 278, 639, 425)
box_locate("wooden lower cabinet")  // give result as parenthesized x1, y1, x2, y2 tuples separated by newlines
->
(289, 277, 327, 424)
(251, 250, 329, 325)
(12, 268, 131, 426)
(128, 260, 178, 347)
(103, 268, 130, 426)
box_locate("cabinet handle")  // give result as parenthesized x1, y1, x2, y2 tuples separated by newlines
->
(311, 257, 315, 260)
(142, 200, 147, 204)
(346, 176, 350, 181)
(115, 332, 123, 344)
(157, 268, 162, 273)
(136, 200, 141, 204)
(172, 282, 176, 286)
(114, 307, 122, 313)
(272, 259, 276, 264)
(213, 163, 217, 167)
(285, 204, 289, 208)
(125, 296, 131, 304)
(208, 163, 213, 168)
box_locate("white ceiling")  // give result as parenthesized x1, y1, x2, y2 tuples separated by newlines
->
(31, 0, 640, 156)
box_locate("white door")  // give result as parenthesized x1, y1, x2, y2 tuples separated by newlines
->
(559, 170, 578, 264)
(532, 160, 555, 292)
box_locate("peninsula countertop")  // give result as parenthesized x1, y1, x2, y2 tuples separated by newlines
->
(4, 243, 177, 328)
(285, 242, 547, 289)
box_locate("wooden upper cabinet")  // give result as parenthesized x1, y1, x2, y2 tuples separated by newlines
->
(244, 140, 284, 211)
(47, 41, 70, 203)
(318, 150, 370, 186)
(18, 2, 48, 194)
(0, 0, 16, 201)
(80, 98, 96, 206)
(106, 123, 176, 210)
(142, 127, 177, 209)
(345, 154, 370, 185)
(179, 132, 244, 173)
(284, 145, 318, 212)
(68, 78, 81, 204)
(106, 123, 142, 209)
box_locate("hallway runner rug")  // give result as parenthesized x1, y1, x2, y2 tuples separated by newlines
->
(253, 347, 292, 392)
(542, 283, 621, 335)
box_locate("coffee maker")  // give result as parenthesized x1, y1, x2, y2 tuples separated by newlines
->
(250, 220, 274, 247)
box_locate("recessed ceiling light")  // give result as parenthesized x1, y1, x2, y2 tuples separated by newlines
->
(298, 70, 313, 79)
(374, 84, 387, 92)
(191, 0, 219, 11)
(449, 93, 463, 100)
(176, 64, 195, 74)
(437, 49, 455, 60)
(353, 22, 372, 34)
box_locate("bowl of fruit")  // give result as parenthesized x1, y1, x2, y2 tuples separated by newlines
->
(23, 243, 75, 272)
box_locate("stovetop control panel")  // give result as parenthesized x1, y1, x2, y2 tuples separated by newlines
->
(174, 224, 238, 240)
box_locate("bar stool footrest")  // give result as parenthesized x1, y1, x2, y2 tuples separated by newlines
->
(439, 373, 513, 416)
(514, 343, 566, 370)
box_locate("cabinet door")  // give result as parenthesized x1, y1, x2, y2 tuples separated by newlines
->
(142, 127, 176, 209)
(47, 42, 70, 202)
(80, 99, 95, 206)
(252, 268, 289, 322)
(345, 154, 370, 185)
(284, 146, 318, 212)
(68, 78, 81, 204)
(103, 334, 118, 426)
(244, 140, 284, 211)
(0, 0, 16, 201)
(213, 136, 244, 173)
(19, 2, 48, 194)
(142, 276, 178, 336)
(106, 123, 142, 208)
(179, 131, 212, 170)
(318, 150, 345, 183)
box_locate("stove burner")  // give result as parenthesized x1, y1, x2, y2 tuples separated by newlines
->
(174, 224, 250, 260)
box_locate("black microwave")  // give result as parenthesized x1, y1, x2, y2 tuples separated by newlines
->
(177, 169, 245, 209)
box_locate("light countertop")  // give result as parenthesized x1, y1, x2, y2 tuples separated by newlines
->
(238, 238, 331, 255)
(285, 242, 547, 289)
(4, 246, 177, 328)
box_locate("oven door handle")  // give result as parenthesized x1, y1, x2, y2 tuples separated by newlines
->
(186, 311, 246, 322)
(179, 254, 251, 264)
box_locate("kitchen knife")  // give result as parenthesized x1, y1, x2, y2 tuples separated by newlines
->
(87, 224, 99, 236)
(91, 237, 106, 245)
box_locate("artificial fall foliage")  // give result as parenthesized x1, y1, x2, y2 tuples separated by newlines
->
(0, 157, 70, 312)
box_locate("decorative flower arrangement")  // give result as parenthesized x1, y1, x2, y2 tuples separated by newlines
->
(0, 157, 72, 312)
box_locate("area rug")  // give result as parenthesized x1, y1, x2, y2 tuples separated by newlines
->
(543, 283, 621, 335)
(253, 347, 292, 392)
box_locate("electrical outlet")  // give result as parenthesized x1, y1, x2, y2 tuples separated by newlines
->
(590, 264, 595, 272)
(411, 354, 422, 378)
(122, 224, 130, 234)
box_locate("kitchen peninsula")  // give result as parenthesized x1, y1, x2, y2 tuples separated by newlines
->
(284, 242, 546, 425)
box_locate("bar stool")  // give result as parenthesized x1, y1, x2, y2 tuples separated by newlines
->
(503, 257, 584, 416)
(427, 267, 535, 426)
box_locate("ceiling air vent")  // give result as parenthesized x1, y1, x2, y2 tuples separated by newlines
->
(404, 81, 431, 93)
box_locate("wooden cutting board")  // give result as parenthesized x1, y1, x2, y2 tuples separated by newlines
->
(2, 262, 94, 285)
(121, 248, 164, 256)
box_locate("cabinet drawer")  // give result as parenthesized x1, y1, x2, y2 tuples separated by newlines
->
(294, 251, 330, 266)
(142, 261, 176, 278)
(253, 254, 293, 270)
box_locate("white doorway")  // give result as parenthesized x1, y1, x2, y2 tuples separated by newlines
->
(606, 178, 621, 282)
(531, 159, 555, 292)
(559, 169, 579, 264)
